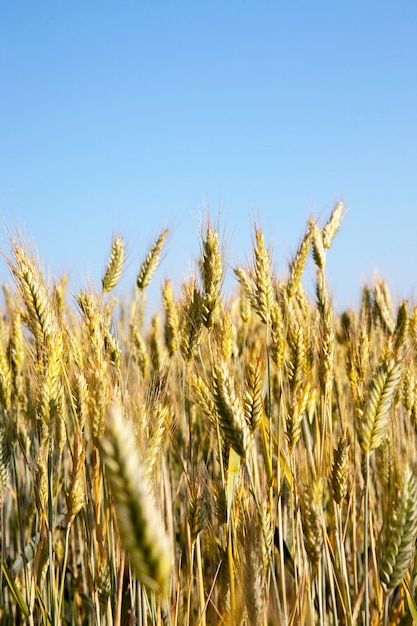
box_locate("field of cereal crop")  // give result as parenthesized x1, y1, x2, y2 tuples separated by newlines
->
(2, 203, 417, 625)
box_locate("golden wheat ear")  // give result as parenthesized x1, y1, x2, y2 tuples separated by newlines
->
(162, 279, 179, 357)
(100, 405, 172, 595)
(199, 225, 224, 330)
(331, 437, 350, 505)
(102, 235, 125, 295)
(253, 229, 275, 325)
(136, 229, 168, 291)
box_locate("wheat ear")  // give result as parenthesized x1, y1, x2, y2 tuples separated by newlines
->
(356, 359, 402, 454)
(242, 506, 268, 626)
(102, 235, 125, 294)
(200, 225, 223, 330)
(137, 229, 168, 291)
(162, 280, 179, 357)
(217, 309, 234, 362)
(310, 220, 326, 271)
(100, 405, 172, 594)
(253, 229, 274, 324)
(373, 278, 395, 335)
(213, 361, 250, 459)
(270, 299, 285, 370)
(0, 326, 11, 412)
(180, 281, 203, 363)
(286, 382, 310, 454)
(301, 479, 324, 572)
(379, 465, 417, 591)
(322, 201, 344, 249)
(394, 300, 409, 357)
(331, 437, 350, 504)
(0, 425, 11, 506)
(8, 242, 56, 348)
(286, 222, 313, 300)
(243, 360, 264, 434)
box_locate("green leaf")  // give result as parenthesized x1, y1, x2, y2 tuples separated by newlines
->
(1, 560, 30, 618)
(403, 579, 417, 623)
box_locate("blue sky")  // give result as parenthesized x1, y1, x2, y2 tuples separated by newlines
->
(1, 2, 416, 313)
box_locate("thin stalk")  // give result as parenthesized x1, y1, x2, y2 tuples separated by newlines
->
(383, 592, 390, 626)
(12, 449, 31, 612)
(141, 584, 147, 626)
(246, 461, 281, 615)
(335, 504, 353, 625)
(198, 560, 223, 625)
(290, 455, 300, 620)
(276, 504, 286, 619)
(227, 522, 236, 624)
(126, 291, 145, 377)
(267, 315, 288, 624)
(316, 560, 324, 626)
(351, 475, 359, 597)
(364, 451, 370, 626)
(322, 526, 339, 626)
(195, 535, 206, 626)
(47, 440, 57, 624)
(265, 327, 273, 483)
(114, 550, 125, 626)
(57, 523, 71, 619)
(185, 527, 194, 626)
(0, 506, 4, 610)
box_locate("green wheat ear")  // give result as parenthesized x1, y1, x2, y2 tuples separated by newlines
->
(379, 465, 417, 591)
(100, 405, 172, 595)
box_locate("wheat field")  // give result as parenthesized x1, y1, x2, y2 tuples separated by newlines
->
(1, 205, 417, 625)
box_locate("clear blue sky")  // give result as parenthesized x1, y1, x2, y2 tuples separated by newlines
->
(1, 1, 416, 313)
